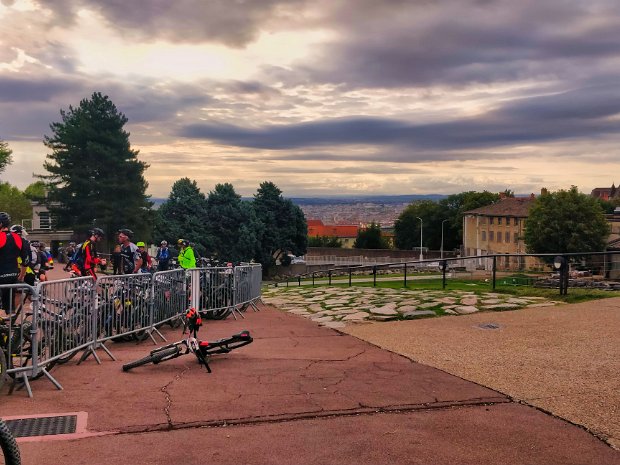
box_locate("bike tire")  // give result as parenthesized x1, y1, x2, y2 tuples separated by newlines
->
(203, 308, 231, 320)
(122, 346, 179, 372)
(202, 337, 253, 355)
(0, 418, 21, 465)
(167, 317, 183, 329)
(0, 349, 6, 391)
(132, 330, 150, 342)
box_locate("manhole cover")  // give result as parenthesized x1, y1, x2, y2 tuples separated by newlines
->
(478, 323, 501, 330)
(5, 415, 77, 438)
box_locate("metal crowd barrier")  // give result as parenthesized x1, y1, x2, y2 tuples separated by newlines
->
(0, 264, 262, 396)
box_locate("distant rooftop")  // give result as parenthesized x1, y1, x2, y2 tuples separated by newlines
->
(464, 195, 536, 217)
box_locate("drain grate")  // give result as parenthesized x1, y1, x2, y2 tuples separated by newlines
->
(478, 323, 501, 330)
(5, 415, 77, 438)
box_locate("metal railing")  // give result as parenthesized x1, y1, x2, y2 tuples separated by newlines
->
(274, 251, 620, 292)
(0, 264, 262, 397)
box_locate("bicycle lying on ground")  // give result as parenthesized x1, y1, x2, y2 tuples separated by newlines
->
(0, 418, 21, 465)
(122, 308, 252, 373)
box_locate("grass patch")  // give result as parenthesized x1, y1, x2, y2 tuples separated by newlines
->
(264, 278, 620, 304)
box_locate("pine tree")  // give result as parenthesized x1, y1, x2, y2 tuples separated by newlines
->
(41, 92, 152, 244)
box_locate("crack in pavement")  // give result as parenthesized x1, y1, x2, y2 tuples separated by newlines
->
(116, 396, 510, 435)
(160, 364, 192, 428)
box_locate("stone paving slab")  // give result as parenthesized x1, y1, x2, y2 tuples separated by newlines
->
(263, 286, 560, 326)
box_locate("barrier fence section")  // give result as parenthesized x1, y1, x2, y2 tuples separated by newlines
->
(0, 264, 262, 397)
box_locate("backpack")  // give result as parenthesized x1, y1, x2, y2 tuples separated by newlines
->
(71, 241, 89, 269)
(158, 247, 169, 261)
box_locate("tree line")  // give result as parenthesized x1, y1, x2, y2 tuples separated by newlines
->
(0, 92, 306, 271)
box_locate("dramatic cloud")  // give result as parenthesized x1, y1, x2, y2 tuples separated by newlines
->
(1, 0, 620, 196)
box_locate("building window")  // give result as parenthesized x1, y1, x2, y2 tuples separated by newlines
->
(481, 231, 486, 241)
(514, 218, 519, 226)
(497, 232, 502, 243)
(498, 217, 502, 225)
(505, 232, 510, 243)
(489, 231, 494, 241)
(514, 233, 519, 243)
(489, 217, 494, 225)
(39, 211, 51, 230)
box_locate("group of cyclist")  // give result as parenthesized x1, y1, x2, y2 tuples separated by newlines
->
(68, 228, 197, 281)
(0, 208, 201, 296)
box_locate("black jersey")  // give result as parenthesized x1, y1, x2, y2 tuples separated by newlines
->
(0, 231, 29, 279)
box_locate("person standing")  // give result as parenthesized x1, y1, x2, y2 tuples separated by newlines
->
(136, 241, 152, 273)
(155, 240, 170, 271)
(177, 239, 196, 269)
(117, 229, 142, 274)
(63, 242, 76, 271)
(0, 212, 29, 311)
(76, 228, 106, 280)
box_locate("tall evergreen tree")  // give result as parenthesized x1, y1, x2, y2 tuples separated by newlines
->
(41, 92, 151, 245)
(154, 178, 209, 254)
(253, 181, 307, 269)
(204, 183, 260, 263)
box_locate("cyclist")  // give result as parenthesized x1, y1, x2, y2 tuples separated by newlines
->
(10, 225, 36, 286)
(177, 239, 196, 269)
(117, 228, 142, 274)
(155, 240, 170, 271)
(63, 241, 76, 271)
(136, 241, 152, 273)
(0, 212, 29, 311)
(75, 228, 106, 280)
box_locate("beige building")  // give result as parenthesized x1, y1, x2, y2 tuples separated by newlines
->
(462, 195, 542, 270)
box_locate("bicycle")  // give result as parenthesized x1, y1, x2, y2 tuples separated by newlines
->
(122, 308, 252, 373)
(0, 418, 20, 465)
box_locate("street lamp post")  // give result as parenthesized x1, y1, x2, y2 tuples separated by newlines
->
(440, 219, 448, 259)
(416, 216, 423, 261)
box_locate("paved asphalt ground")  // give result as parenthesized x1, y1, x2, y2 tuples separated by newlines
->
(1, 295, 619, 464)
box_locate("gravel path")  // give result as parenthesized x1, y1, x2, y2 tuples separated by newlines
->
(342, 297, 620, 449)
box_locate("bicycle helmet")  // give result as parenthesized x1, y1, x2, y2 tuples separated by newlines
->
(30, 240, 40, 248)
(10, 224, 28, 237)
(90, 227, 104, 238)
(136, 241, 146, 247)
(160, 240, 168, 246)
(118, 228, 134, 238)
(0, 212, 11, 228)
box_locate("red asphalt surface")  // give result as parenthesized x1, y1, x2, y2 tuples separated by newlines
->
(1, 302, 619, 464)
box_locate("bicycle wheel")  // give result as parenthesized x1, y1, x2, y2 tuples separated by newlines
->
(202, 333, 253, 355)
(0, 349, 6, 391)
(204, 308, 231, 320)
(122, 346, 180, 372)
(0, 418, 21, 465)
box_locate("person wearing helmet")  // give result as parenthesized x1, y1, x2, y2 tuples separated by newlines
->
(155, 240, 170, 271)
(63, 241, 77, 271)
(117, 228, 142, 274)
(10, 225, 37, 286)
(74, 228, 106, 280)
(177, 239, 196, 269)
(0, 212, 30, 311)
(136, 241, 152, 273)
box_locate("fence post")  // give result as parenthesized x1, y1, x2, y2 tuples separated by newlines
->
(373, 266, 377, 286)
(441, 260, 447, 289)
(312, 272, 315, 287)
(348, 269, 352, 286)
(492, 255, 497, 290)
(328, 270, 332, 285)
(298, 275, 301, 286)
(404, 263, 407, 287)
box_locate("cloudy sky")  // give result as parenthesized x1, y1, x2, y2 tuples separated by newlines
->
(1, 0, 620, 198)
